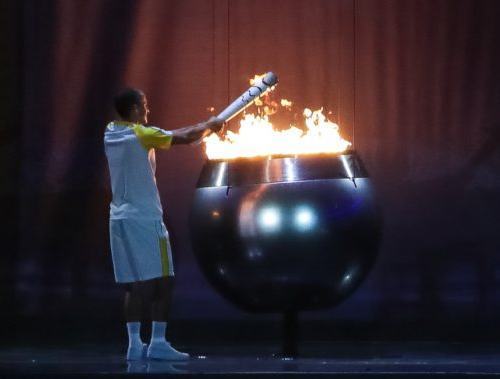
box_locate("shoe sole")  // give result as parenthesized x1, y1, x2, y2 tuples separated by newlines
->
(147, 352, 190, 361)
(147, 354, 190, 361)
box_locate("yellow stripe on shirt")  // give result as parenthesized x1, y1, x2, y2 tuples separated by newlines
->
(112, 121, 173, 150)
(133, 125, 173, 150)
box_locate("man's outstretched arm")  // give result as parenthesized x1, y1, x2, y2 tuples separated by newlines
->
(171, 117, 224, 145)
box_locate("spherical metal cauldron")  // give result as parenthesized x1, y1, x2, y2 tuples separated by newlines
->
(189, 151, 381, 313)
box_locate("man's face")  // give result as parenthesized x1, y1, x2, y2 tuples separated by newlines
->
(132, 94, 150, 124)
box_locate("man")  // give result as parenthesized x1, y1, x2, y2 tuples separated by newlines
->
(104, 88, 223, 361)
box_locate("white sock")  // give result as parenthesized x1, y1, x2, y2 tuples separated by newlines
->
(127, 322, 143, 347)
(150, 321, 167, 344)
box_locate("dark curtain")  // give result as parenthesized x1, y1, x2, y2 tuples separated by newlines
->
(2, 0, 500, 339)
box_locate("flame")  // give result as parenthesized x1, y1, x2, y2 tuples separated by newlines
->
(204, 74, 351, 160)
(249, 74, 266, 86)
(204, 108, 351, 160)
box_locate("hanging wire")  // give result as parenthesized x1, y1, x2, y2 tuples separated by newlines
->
(336, 5, 341, 136)
(212, 0, 215, 112)
(352, 0, 356, 149)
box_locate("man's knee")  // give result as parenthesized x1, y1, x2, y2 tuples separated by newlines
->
(154, 276, 175, 299)
(122, 283, 133, 293)
(128, 279, 155, 300)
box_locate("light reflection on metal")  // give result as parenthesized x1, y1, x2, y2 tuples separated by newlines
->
(340, 154, 357, 187)
(238, 186, 266, 238)
(258, 206, 281, 233)
(294, 206, 316, 231)
(265, 158, 271, 183)
(247, 248, 263, 260)
(339, 266, 359, 293)
(215, 162, 227, 187)
(340, 155, 353, 179)
(284, 158, 297, 181)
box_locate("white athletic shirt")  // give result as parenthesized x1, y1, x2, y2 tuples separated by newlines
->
(104, 121, 173, 220)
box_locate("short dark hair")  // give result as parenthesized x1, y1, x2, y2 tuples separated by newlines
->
(113, 88, 144, 118)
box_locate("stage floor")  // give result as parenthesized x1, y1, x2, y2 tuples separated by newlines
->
(2, 341, 500, 378)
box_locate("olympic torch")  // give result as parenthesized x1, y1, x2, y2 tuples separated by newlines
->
(216, 72, 278, 122)
(194, 72, 278, 145)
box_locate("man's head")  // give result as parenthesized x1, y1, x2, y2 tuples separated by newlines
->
(113, 88, 150, 124)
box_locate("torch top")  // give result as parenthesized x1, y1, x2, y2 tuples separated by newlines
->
(262, 72, 278, 87)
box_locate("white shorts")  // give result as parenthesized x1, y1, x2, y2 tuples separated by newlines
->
(109, 219, 174, 283)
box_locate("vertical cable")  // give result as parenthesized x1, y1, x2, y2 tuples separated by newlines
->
(337, 4, 341, 131)
(352, 0, 356, 149)
(212, 0, 215, 110)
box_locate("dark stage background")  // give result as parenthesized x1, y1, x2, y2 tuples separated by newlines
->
(1, 0, 500, 344)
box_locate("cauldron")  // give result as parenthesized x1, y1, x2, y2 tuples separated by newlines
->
(189, 151, 381, 315)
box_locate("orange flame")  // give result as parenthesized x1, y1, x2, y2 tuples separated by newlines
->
(249, 74, 266, 86)
(203, 74, 351, 160)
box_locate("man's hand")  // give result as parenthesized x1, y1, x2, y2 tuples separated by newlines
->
(206, 117, 224, 133)
(171, 117, 225, 145)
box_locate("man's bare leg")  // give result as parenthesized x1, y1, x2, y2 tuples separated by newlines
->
(125, 280, 155, 360)
(125, 279, 156, 321)
(152, 276, 175, 321)
(125, 286, 141, 322)
(147, 276, 188, 360)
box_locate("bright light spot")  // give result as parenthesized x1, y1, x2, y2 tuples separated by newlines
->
(258, 207, 281, 232)
(284, 158, 297, 181)
(211, 210, 220, 218)
(339, 267, 358, 291)
(294, 206, 316, 231)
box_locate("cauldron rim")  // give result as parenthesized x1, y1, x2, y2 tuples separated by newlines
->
(196, 149, 368, 187)
(204, 148, 357, 164)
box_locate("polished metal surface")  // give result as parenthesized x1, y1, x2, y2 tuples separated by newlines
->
(196, 150, 368, 187)
(190, 152, 381, 312)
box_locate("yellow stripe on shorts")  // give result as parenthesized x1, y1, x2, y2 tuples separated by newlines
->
(159, 237, 169, 277)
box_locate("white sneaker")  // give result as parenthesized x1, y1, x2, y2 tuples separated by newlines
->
(147, 341, 190, 361)
(126, 343, 147, 361)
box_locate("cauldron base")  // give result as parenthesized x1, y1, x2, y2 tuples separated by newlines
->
(273, 311, 299, 359)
